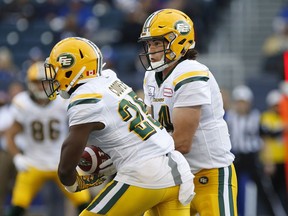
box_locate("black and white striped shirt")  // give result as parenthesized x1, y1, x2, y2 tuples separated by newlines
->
(225, 109, 263, 154)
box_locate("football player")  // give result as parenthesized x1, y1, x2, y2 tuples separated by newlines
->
(41, 37, 195, 216)
(138, 9, 238, 215)
(5, 61, 91, 216)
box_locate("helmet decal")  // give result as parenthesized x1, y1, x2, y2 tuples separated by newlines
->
(57, 53, 75, 68)
(174, 21, 190, 35)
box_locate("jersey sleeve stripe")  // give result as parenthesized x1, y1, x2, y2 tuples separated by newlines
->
(174, 76, 209, 91)
(173, 71, 209, 86)
(70, 93, 102, 103)
(12, 100, 24, 110)
(68, 98, 101, 110)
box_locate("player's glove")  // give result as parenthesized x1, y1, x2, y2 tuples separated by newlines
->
(179, 179, 196, 206)
(13, 153, 30, 172)
(98, 159, 117, 176)
(65, 172, 107, 193)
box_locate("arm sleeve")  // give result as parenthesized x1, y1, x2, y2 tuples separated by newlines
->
(143, 78, 151, 107)
(174, 81, 211, 108)
(68, 102, 106, 127)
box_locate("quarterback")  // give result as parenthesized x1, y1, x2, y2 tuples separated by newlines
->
(5, 61, 90, 216)
(138, 9, 238, 215)
(41, 37, 195, 216)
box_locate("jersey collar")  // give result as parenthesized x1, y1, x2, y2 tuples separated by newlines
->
(155, 63, 178, 87)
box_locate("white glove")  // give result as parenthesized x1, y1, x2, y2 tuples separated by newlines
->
(98, 159, 117, 176)
(13, 154, 30, 172)
(179, 180, 196, 206)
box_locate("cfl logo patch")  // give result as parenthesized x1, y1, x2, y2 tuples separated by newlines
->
(199, 176, 209, 184)
(175, 21, 190, 35)
(57, 54, 75, 68)
(148, 85, 155, 97)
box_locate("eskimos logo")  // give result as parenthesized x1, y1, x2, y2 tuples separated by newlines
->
(175, 21, 190, 35)
(57, 53, 75, 68)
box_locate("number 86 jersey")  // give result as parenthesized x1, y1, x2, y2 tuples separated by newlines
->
(10, 91, 68, 170)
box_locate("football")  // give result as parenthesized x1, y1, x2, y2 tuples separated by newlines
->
(77, 145, 110, 175)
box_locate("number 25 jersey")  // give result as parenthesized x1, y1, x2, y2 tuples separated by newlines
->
(67, 69, 193, 188)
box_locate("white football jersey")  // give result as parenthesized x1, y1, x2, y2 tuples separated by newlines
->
(143, 60, 235, 174)
(0, 104, 13, 149)
(67, 69, 193, 188)
(10, 91, 68, 170)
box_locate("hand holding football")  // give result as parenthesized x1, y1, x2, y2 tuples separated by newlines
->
(77, 145, 110, 175)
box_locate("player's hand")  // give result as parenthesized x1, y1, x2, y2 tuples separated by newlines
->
(13, 154, 30, 171)
(179, 179, 196, 205)
(65, 173, 107, 193)
(98, 159, 117, 176)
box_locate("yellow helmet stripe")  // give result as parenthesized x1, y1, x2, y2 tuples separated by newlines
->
(77, 37, 103, 76)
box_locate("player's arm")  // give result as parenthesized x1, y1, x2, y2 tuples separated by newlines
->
(58, 122, 105, 191)
(5, 121, 31, 172)
(5, 121, 23, 156)
(171, 106, 201, 154)
(146, 106, 152, 115)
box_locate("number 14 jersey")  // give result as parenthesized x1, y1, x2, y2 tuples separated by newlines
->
(143, 59, 235, 174)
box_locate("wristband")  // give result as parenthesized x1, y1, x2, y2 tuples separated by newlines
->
(65, 180, 79, 193)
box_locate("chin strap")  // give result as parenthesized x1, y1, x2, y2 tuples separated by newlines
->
(66, 66, 86, 93)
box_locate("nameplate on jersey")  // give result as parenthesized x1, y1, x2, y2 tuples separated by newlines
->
(109, 80, 129, 97)
(152, 98, 164, 102)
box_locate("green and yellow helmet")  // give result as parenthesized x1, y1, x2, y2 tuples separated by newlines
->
(138, 9, 195, 72)
(43, 37, 103, 100)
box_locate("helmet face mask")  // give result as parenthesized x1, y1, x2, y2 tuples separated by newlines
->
(138, 9, 195, 72)
(139, 38, 168, 72)
(42, 62, 60, 100)
(28, 81, 49, 101)
(42, 37, 103, 100)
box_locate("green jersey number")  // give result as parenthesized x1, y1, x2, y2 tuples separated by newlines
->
(118, 91, 162, 140)
(153, 105, 174, 132)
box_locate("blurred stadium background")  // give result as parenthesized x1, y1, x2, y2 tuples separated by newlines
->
(1, 0, 287, 111)
(1, 0, 288, 215)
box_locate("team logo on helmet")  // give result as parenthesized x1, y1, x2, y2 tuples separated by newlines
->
(57, 53, 75, 68)
(175, 21, 190, 35)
